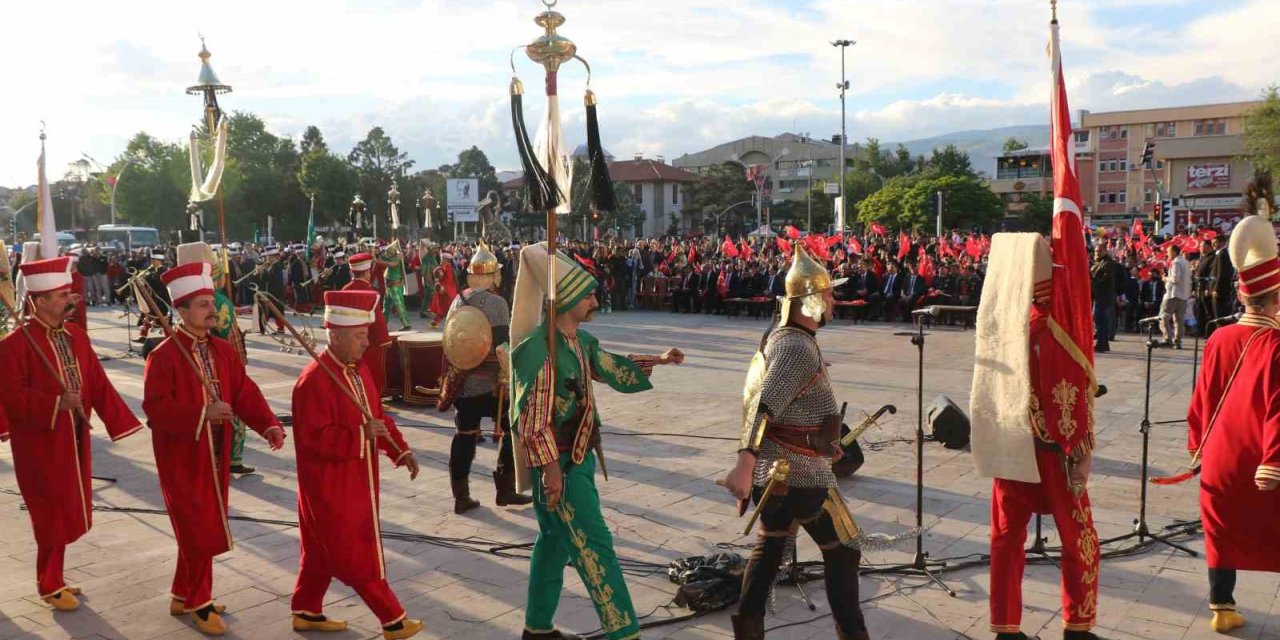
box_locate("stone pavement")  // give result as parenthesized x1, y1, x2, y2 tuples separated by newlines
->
(0, 308, 1273, 640)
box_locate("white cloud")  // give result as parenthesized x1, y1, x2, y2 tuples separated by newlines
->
(1, 0, 1276, 190)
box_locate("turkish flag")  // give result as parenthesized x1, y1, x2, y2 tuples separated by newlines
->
(848, 236, 863, 255)
(785, 225, 801, 240)
(870, 222, 887, 236)
(777, 237, 792, 256)
(897, 232, 912, 261)
(722, 236, 739, 258)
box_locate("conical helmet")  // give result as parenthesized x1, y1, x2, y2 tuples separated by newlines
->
(469, 240, 501, 275)
(779, 247, 846, 322)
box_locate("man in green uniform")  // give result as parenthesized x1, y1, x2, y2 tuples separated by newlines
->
(509, 242, 683, 640)
(380, 242, 411, 332)
(176, 242, 254, 475)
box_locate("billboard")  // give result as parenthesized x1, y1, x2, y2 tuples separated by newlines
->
(1186, 163, 1230, 190)
(446, 178, 480, 223)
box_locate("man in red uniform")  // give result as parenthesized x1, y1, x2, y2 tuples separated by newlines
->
(1186, 213, 1280, 634)
(343, 252, 392, 397)
(142, 262, 286, 636)
(970, 234, 1101, 640)
(290, 290, 423, 639)
(428, 254, 458, 328)
(0, 256, 142, 611)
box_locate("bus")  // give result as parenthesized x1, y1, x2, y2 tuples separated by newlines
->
(96, 224, 160, 253)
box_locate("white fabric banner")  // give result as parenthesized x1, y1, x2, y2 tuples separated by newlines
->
(189, 119, 229, 203)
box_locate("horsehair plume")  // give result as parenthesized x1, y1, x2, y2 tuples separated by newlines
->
(585, 90, 618, 213)
(510, 78, 560, 212)
(1245, 172, 1275, 217)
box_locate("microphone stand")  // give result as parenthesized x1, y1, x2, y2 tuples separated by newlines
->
(863, 308, 956, 596)
(1098, 321, 1198, 556)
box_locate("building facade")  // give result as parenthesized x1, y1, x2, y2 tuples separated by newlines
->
(1078, 101, 1262, 231)
(671, 133, 854, 205)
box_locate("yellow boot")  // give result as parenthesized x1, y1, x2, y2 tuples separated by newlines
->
(382, 618, 424, 639)
(292, 614, 348, 632)
(42, 589, 79, 612)
(190, 609, 227, 636)
(1211, 608, 1246, 633)
(170, 599, 226, 616)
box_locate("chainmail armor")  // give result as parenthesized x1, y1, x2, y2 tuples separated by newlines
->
(450, 288, 510, 398)
(750, 327, 838, 489)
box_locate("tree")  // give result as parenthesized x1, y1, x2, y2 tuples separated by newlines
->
(111, 132, 189, 231)
(856, 174, 918, 225)
(926, 144, 975, 178)
(443, 146, 501, 197)
(1003, 137, 1029, 154)
(298, 151, 358, 231)
(347, 126, 415, 233)
(217, 112, 306, 240)
(1016, 192, 1055, 234)
(1244, 86, 1280, 177)
(684, 162, 754, 235)
(299, 125, 328, 156)
(898, 174, 1004, 230)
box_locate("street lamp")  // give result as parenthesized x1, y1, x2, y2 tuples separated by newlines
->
(83, 152, 134, 226)
(832, 39, 855, 233)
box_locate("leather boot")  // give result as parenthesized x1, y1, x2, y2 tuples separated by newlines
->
(451, 476, 480, 514)
(836, 627, 871, 640)
(731, 613, 765, 640)
(494, 469, 533, 506)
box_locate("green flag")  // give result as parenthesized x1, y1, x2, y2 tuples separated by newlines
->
(305, 195, 316, 261)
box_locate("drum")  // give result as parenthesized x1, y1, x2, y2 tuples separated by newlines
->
(384, 330, 414, 398)
(398, 330, 445, 406)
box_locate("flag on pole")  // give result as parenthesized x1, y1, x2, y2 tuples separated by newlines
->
(1046, 7, 1096, 455)
(305, 196, 316, 261)
(37, 135, 58, 259)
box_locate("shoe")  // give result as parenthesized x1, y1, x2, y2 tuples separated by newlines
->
(382, 618, 424, 639)
(400, 325, 412, 332)
(170, 599, 226, 616)
(1175, 340, 1183, 350)
(292, 614, 348, 632)
(229, 464, 255, 475)
(191, 607, 227, 636)
(65, 586, 81, 596)
(522, 630, 584, 640)
(1211, 609, 1246, 633)
(995, 633, 1034, 640)
(730, 614, 765, 640)
(494, 469, 534, 507)
(42, 588, 79, 611)
(450, 476, 480, 514)
(1063, 631, 1104, 640)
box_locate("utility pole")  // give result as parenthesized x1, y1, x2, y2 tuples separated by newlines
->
(935, 191, 943, 238)
(832, 39, 855, 233)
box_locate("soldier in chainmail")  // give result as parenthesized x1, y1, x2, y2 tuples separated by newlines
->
(725, 247, 870, 640)
(439, 241, 533, 513)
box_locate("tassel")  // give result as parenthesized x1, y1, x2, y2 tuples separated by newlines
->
(510, 78, 559, 212)
(585, 90, 617, 212)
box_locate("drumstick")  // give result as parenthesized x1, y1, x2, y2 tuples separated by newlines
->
(0, 293, 90, 427)
(133, 283, 224, 441)
(255, 293, 404, 457)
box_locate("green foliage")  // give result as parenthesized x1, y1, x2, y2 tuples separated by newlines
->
(856, 172, 1002, 231)
(443, 146, 501, 197)
(684, 162, 754, 234)
(298, 150, 358, 229)
(348, 126, 415, 230)
(1244, 87, 1280, 177)
(925, 144, 976, 178)
(856, 174, 917, 226)
(111, 132, 189, 230)
(1003, 137, 1030, 154)
(1017, 192, 1055, 234)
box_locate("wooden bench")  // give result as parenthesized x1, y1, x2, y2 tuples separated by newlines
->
(834, 299, 869, 323)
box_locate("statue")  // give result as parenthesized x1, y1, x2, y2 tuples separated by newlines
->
(477, 190, 513, 243)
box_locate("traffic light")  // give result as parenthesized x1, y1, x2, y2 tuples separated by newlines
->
(1140, 142, 1154, 168)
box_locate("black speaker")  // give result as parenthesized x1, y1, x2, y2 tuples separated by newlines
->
(928, 395, 970, 450)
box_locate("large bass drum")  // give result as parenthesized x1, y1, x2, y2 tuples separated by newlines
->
(396, 330, 445, 406)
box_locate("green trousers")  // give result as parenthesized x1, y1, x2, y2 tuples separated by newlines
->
(384, 286, 410, 329)
(527, 451, 640, 640)
(230, 419, 247, 465)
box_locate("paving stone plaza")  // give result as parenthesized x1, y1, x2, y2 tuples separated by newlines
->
(0, 309, 1271, 640)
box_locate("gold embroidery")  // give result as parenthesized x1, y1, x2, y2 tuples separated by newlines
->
(555, 498, 633, 633)
(1071, 501, 1099, 624)
(1028, 388, 1049, 442)
(595, 352, 640, 387)
(1051, 379, 1080, 440)
(555, 395, 571, 418)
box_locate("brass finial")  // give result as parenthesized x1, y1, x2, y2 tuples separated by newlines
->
(1051, 0, 1058, 22)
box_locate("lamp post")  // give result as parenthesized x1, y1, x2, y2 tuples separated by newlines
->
(83, 153, 133, 226)
(832, 39, 855, 233)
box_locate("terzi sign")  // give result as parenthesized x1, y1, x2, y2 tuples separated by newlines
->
(1186, 163, 1230, 190)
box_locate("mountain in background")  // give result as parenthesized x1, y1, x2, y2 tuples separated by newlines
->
(891, 124, 1051, 177)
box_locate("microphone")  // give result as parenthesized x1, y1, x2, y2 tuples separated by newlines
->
(1138, 315, 1162, 326)
(1208, 312, 1242, 328)
(911, 306, 939, 316)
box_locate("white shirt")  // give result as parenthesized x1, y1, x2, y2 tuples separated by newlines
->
(1164, 255, 1191, 301)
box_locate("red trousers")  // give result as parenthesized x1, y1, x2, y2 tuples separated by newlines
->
(291, 558, 404, 625)
(990, 448, 1100, 633)
(37, 543, 66, 598)
(171, 549, 214, 611)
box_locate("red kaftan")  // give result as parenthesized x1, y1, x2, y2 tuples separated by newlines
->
(342, 279, 391, 396)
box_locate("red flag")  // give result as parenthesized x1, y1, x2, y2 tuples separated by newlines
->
(722, 236, 739, 258)
(785, 225, 801, 240)
(917, 248, 936, 286)
(964, 236, 981, 258)
(897, 231, 912, 261)
(870, 222, 887, 236)
(1130, 218, 1146, 241)
(687, 246, 697, 265)
(776, 237, 792, 256)
(848, 236, 863, 255)
(805, 234, 829, 261)
(1045, 10, 1095, 455)
(871, 257, 885, 278)
(826, 233, 844, 247)
(740, 240, 753, 262)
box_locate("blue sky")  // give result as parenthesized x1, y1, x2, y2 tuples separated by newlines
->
(0, 0, 1274, 187)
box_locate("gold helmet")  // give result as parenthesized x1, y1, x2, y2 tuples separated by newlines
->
(468, 240, 501, 275)
(779, 246, 845, 323)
